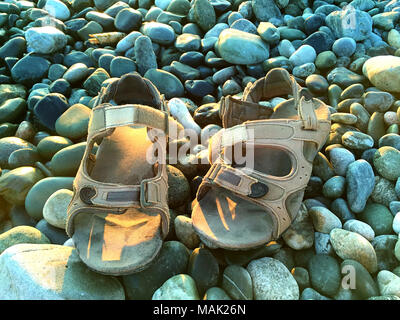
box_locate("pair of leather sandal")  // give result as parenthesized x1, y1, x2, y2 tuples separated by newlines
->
(66, 69, 330, 275)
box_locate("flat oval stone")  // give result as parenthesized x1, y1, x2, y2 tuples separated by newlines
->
(43, 189, 73, 229)
(25, 177, 74, 220)
(55, 104, 91, 140)
(152, 274, 200, 300)
(216, 28, 269, 65)
(144, 69, 184, 99)
(0, 226, 50, 254)
(343, 219, 375, 241)
(222, 264, 253, 300)
(373, 146, 400, 181)
(342, 131, 374, 150)
(330, 228, 378, 274)
(322, 176, 346, 199)
(329, 147, 355, 176)
(346, 160, 375, 213)
(0, 167, 45, 205)
(0, 244, 125, 299)
(203, 287, 231, 300)
(341, 259, 379, 299)
(308, 254, 341, 298)
(309, 206, 342, 233)
(122, 241, 190, 300)
(8, 148, 40, 169)
(174, 215, 200, 249)
(33, 93, 69, 132)
(49, 142, 86, 176)
(372, 235, 399, 271)
(0, 137, 35, 168)
(359, 203, 394, 236)
(36, 136, 73, 161)
(141, 22, 176, 45)
(247, 257, 299, 300)
(62, 63, 90, 83)
(0, 97, 27, 123)
(188, 247, 219, 295)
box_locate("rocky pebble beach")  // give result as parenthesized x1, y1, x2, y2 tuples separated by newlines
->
(0, 0, 400, 300)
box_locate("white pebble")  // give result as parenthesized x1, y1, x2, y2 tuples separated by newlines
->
(168, 98, 201, 136)
(393, 212, 400, 234)
(289, 45, 317, 66)
(44, 0, 70, 21)
(384, 111, 398, 126)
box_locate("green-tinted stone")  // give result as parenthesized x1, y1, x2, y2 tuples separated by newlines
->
(36, 136, 74, 161)
(350, 103, 370, 133)
(367, 112, 386, 145)
(24, 177, 74, 220)
(292, 267, 310, 292)
(193, 0, 216, 32)
(144, 69, 184, 99)
(152, 274, 200, 300)
(308, 254, 341, 298)
(312, 152, 335, 181)
(0, 84, 27, 105)
(315, 51, 337, 70)
(203, 287, 231, 300)
(373, 146, 400, 181)
(122, 241, 190, 300)
(0, 123, 18, 138)
(372, 235, 399, 271)
(340, 259, 379, 299)
(77, 20, 103, 41)
(0, 167, 44, 205)
(49, 142, 86, 176)
(222, 264, 253, 300)
(8, 148, 40, 169)
(341, 131, 374, 150)
(216, 28, 269, 65)
(0, 226, 50, 254)
(55, 104, 91, 140)
(188, 247, 220, 295)
(0, 137, 35, 168)
(322, 176, 346, 199)
(167, 0, 191, 15)
(83, 68, 110, 96)
(359, 203, 393, 236)
(331, 113, 358, 125)
(371, 176, 398, 207)
(0, 98, 26, 123)
(328, 84, 342, 109)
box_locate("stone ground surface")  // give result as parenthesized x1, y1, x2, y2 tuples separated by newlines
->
(0, 0, 399, 300)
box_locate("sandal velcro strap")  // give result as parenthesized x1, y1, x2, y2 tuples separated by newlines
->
(89, 103, 184, 138)
(203, 163, 269, 199)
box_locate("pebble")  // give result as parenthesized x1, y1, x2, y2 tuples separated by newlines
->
(62, 63, 90, 84)
(203, 287, 231, 300)
(216, 28, 269, 65)
(141, 22, 176, 45)
(363, 56, 400, 93)
(377, 271, 400, 298)
(144, 69, 184, 99)
(359, 203, 394, 236)
(289, 45, 316, 67)
(42, 189, 73, 229)
(25, 26, 67, 54)
(174, 215, 200, 249)
(393, 213, 400, 234)
(329, 147, 355, 176)
(332, 37, 357, 57)
(122, 241, 190, 300)
(0, 226, 50, 254)
(152, 274, 200, 300)
(372, 235, 399, 271)
(55, 104, 90, 140)
(11, 54, 50, 86)
(343, 219, 375, 242)
(44, 0, 71, 21)
(281, 204, 314, 250)
(222, 264, 253, 300)
(308, 254, 341, 298)
(308, 206, 342, 234)
(330, 228, 378, 274)
(0, 244, 125, 299)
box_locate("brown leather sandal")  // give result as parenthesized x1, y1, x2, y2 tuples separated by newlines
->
(66, 73, 183, 275)
(191, 68, 331, 250)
